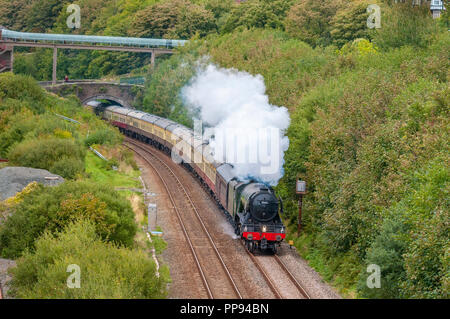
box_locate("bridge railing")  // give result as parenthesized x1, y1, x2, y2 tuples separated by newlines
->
(38, 79, 106, 86)
(119, 76, 145, 85)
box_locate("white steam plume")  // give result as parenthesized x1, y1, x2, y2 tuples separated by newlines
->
(181, 63, 290, 186)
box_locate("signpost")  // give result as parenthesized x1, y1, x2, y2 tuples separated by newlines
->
(296, 177, 307, 235)
(148, 203, 157, 233)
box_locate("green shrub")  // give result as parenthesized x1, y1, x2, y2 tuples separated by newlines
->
(403, 210, 449, 299)
(358, 160, 449, 298)
(131, 0, 217, 39)
(0, 73, 46, 113)
(8, 137, 86, 179)
(220, 0, 292, 34)
(84, 128, 122, 147)
(329, 0, 371, 48)
(50, 156, 85, 179)
(284, 0, 342, 47)
(357, 214, 411, 299)
(372, 3, 438, 50)
(0, 114, 77, 157)
(9, 219, 166, 298)
(0, 180, 137, 258)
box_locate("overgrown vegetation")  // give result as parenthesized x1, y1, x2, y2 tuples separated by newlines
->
(0, 180, 137, 258)
(9, 219, 166, 298)
(0, 72, 167, 298)
(1, 0, 448, 299)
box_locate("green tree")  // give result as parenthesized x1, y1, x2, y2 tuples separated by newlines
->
(23, 0, 70, 32)
(404, 211, 449, 299)
(0, 181, 137, 258)
(357, 214, 411, 298)
(220, 0, 292, 34)
(130, 0, 216, 39)
(0, 73, 46, 112)
(141, 48, 199, 126)
(9, 219, 167, 298)
(372, 2, 438, 49)
(330, 0, 372, 48)
(284, 0, 343, 47)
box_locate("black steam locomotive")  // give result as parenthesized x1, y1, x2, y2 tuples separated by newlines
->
(231, 182, 285, 253)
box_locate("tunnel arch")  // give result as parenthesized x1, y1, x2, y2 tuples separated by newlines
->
(81, 95, 132, 108)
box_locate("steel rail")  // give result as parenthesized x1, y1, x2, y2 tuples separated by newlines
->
(123, 142, 213, 299)
(274, 255, 311, 299)
(125, 139, 242, 299)
(242, 243, 283, 299)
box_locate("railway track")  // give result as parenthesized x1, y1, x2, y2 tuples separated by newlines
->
(125, 137, 311, 299)
(274, 254, 311, 299)
(125, 139, 242, 299)
(243, 245, 310, 299)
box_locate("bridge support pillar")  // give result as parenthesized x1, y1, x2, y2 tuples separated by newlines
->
(151, 50, 155, 68)
(0, 44, 13, 73)
(10, 46, 13, 73)
(52, 46, 57, 85)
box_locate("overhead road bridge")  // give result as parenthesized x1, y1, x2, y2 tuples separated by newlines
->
(0, 29, 187, 84)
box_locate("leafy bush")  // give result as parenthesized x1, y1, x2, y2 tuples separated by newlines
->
(284, 0, 342, 47)
(131, 0, 217, 39)
(9, 219, 166, 298)
(403, 210, 449, 299)
(50, 156, 85, 179)
(0, 113, 77, 157)
(84, 128, 122, 147)
(220, 0, 292, 34)
(372, 3, 438, 50)
(359, 161, 449, 298)
(0, 180, 137, 258)
(357, 214, 411, 298)
(329, 0, 371, 48)
(0, 73, 46, 113)
(8, 137, 86, 179)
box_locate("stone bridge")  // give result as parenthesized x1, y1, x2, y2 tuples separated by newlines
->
(41, 81, 144, 108)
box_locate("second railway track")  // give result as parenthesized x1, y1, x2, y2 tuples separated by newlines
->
(125, 139, 242, 299)
(125, 137, 311, 299)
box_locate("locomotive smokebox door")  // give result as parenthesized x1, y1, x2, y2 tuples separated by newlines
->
(296, 178, 306, 194)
